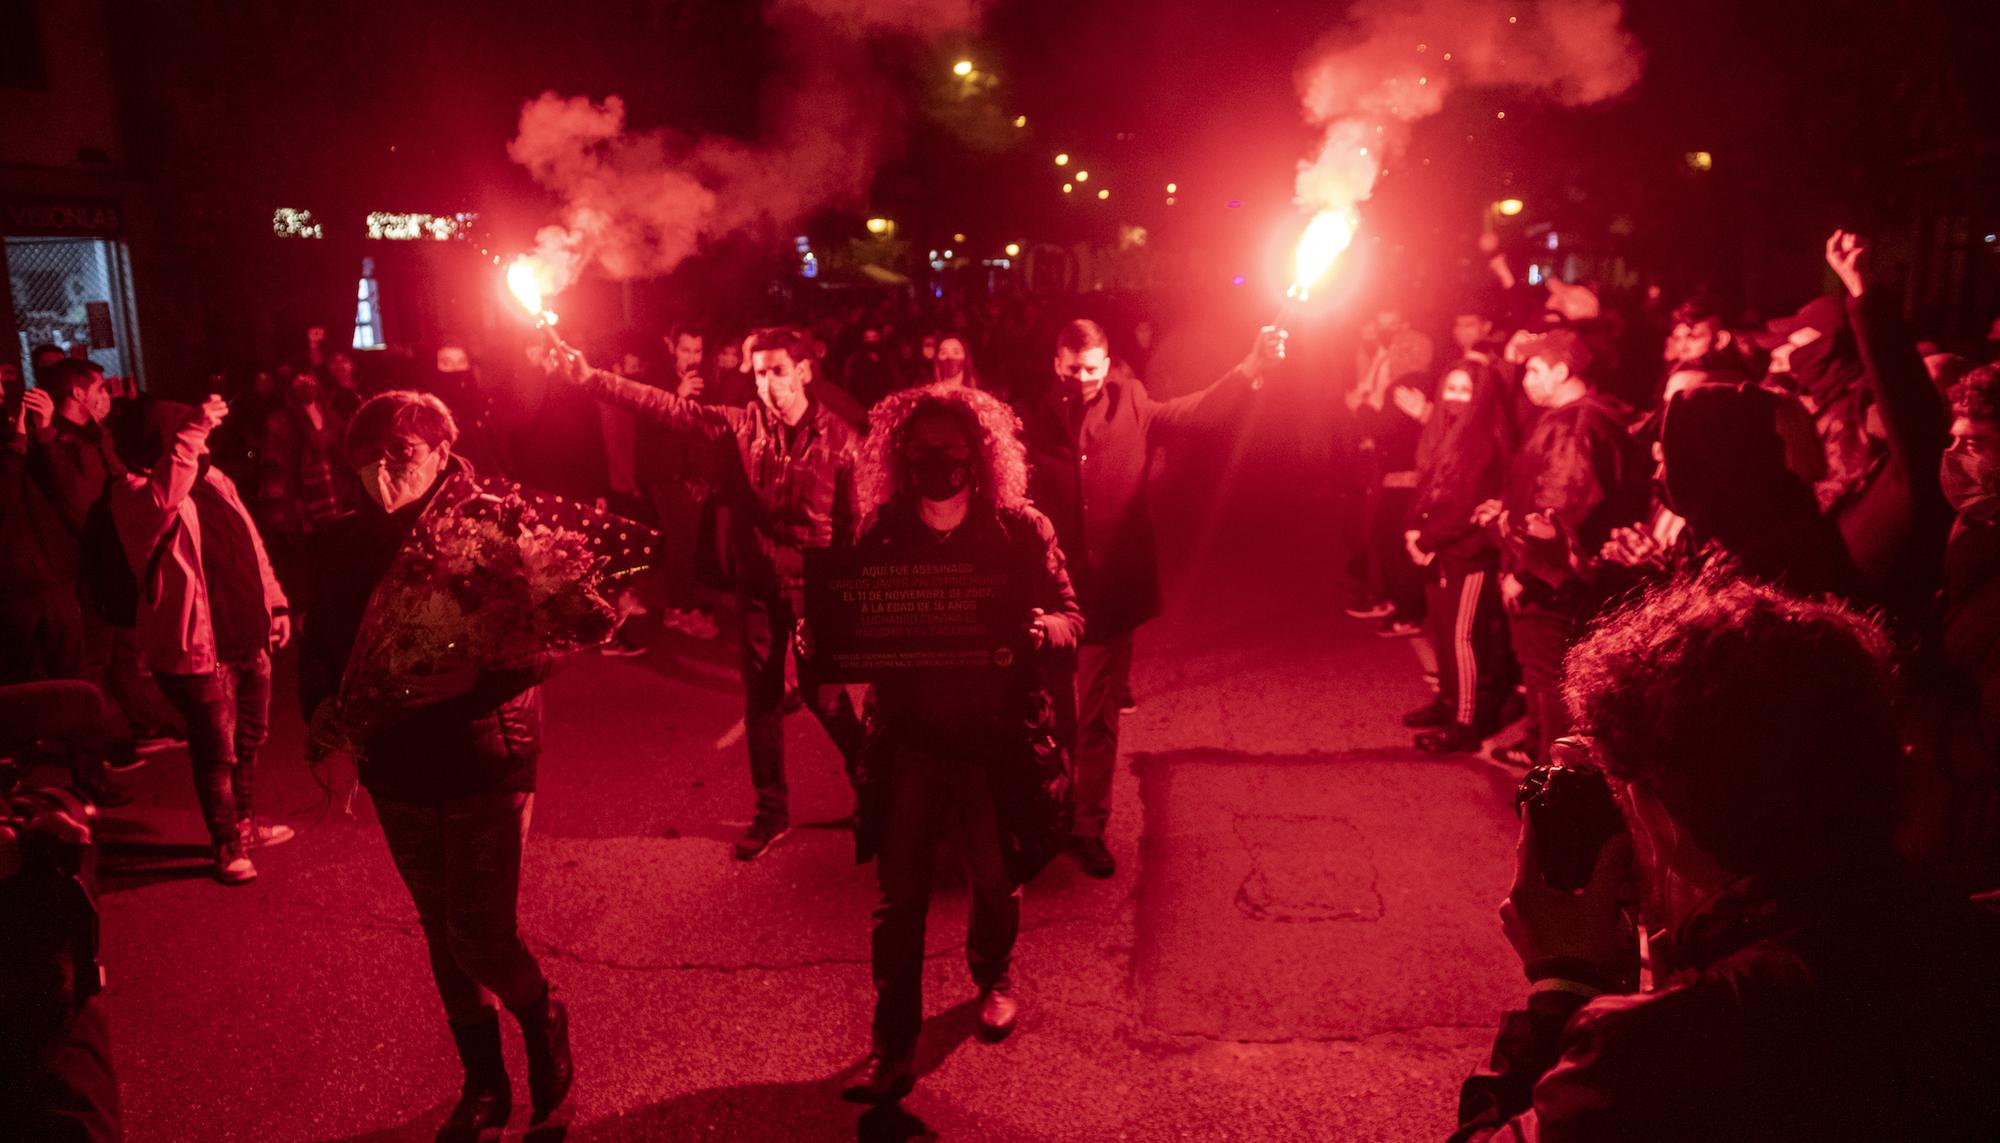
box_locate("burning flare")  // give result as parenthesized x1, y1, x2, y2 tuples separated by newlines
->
(506, 256, 560, 326)
(1289, 208, 1359, 301)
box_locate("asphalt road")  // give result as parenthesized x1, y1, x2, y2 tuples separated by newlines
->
(89, 429, 1526, 1141)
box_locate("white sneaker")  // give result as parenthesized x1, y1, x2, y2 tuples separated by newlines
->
(238, 818, 295, 848)
(214, 839, 257, 884)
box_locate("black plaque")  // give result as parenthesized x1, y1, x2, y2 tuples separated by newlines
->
(804, 548, 1031, 680)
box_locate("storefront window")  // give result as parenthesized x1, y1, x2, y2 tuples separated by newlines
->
(6, 235, 144, 385)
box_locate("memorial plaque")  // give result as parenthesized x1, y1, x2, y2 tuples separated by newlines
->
(803, 548, 1030, 680)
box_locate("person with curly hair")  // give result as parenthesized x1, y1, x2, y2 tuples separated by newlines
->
(829, 383, 1083, 1104)
(1451, 571, 2000, 1140)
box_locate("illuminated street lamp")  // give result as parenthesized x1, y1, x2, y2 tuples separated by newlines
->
(1054, 153, 1069, 166)
(1097, 188, 1110, 200)
(1495, 198, 1525, 217)
(952, 59, 973, 77)
(1074, 170, 1089, 183)
(1166, 182, 1177, 194)
(1014, 115, 1027, 128)
(1004, 242, 1021, 257)
(866, 216, 894, 235)
(1685, 150, 1714, 172)
(1062, 183, 1073, 194)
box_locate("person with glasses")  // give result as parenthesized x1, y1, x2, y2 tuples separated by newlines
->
(296, 391, 573, 1138)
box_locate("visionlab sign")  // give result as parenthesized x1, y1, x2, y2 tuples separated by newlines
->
(3, 197, 124, 237)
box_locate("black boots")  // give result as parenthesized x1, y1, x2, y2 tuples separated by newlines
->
(438, 1009, 509, 1143)
(509, 986, 574, 1123)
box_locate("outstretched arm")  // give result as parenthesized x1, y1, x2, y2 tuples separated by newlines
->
(542, 343, 742, 441)
(1827, 230, 1948, 494)
(1143, 326, 1286, 440)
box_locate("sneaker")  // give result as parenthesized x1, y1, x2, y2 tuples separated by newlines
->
(677, 608, 720, 640)
(1068, 835, 1116, 880)
(134, 734, 184, 755)
(214, 838, 257, 884)
(977, 987, 1019, 1042)
(1343, 599, 1394, 620)
(238, 818, 296, 848)
(600, 632, 648, 659)
(1401, 699, 1451, 729)
(105, 739, 149, 774)
(734, 813, 790, 861)
(1376, 616, 1423, 638)
(1416, 722, 1485, 754)
(1117, 694, 1138, 715)
(1491, 738, 1538, 769)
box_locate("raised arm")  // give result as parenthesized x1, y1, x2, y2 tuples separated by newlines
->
(545, 343, 742, 441)
(1141, 325, 1286, 441)
(1827, 231, 1949, 493)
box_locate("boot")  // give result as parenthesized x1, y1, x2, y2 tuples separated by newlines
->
(509, 986, 573, 1123)
(437, 1009, 509, 1143)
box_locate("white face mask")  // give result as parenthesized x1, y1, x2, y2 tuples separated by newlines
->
(360, 448, 445, 512)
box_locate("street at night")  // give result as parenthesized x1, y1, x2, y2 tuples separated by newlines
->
(7, 0, 2000, 1139)
(96, 476, 1523, 1141)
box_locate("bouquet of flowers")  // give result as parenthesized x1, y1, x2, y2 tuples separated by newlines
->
(306, 470, 655, 762)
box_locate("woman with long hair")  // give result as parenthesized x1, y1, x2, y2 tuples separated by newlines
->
(930, 332, 981, 391)
(830, 383, 1082, 1103)
(1401, 359, 1518, 753)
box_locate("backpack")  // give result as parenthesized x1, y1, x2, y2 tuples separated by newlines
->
(78, 486, 178, 628)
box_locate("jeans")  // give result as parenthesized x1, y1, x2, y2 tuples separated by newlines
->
(1068, 633, 1134, 840)
(374, 790, 549, 1025)
(153, 651, 270, 846)
(740, 588, 864, 820)
(871, 748, 1020, 1059)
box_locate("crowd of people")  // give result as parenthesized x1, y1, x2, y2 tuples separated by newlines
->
(5, 218, 2000, 1137)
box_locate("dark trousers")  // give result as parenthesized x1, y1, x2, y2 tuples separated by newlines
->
(740, 588, 864, 819)
(1507, 605, 1574, 764)
(871, 749, 1020, 1059)
(153, 651, 270, 846)
(77, 600, 178, 739)
(0, 586, 83, 684)
(1069, 633, 1134, 840)
(645, 480, 713, 612)
(1373, 485, 1426, 623)
(1425, 568, 1506, 728)
(374, 790, 550, 1025)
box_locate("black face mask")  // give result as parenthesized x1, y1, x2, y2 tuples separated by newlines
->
(908, 449, 972, 502)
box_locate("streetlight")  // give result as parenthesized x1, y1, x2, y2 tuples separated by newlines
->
(1014, 115, 1027, 128)
(1074, 170, 1089, 183)
(1061, 183, 1073, 194)
(1495, 198, 1525, 217)
(1004, 242, 1021, 257)
(952, 59, 973, 77)
(866, 216, 894, 234)
(1166, 182, 1177, 194)
(1054, 153, 1069, 166)
(953, 232, 966, 243)
(1097, 188, 1110, 200)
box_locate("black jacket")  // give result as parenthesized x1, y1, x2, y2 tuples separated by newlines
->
(298, 457, 552, 803)
(580, 370, 861, 599)
(850, 499, 1083, 884)
(1501, 391, 1645, 605)
(1020, 360, 1257, 641)
(1, 430, 76, 603)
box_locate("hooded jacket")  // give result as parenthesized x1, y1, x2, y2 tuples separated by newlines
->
(107, 415, 287, 675)
(1501, 390, 1645, 603)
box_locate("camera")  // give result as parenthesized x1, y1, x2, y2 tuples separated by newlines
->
(1, 768, 104, 1005)
(1514, 737, 1626, 892)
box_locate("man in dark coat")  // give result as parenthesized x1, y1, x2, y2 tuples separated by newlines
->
(546, 327, 866, 861)
(1451, 574, 2000, 1141)
(1019, 319, 1285, 878)
(1489, 329, 1645, 767)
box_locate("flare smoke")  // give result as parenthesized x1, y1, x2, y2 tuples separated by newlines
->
(509, 0, 982, 294)
(1294, 0, 1643, 220)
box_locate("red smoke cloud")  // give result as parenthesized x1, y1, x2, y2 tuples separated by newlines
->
(509, 0, 985, 293)
(1294, 0, 1643, 219)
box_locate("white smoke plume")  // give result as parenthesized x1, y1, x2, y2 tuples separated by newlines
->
(1294, 0, 1643, 219)
(509, 0, 983, 294)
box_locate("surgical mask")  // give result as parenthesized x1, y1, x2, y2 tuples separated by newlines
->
(908, 449, 971, 502)
(360, 449, 445, 513)
(1941, 449, 2000, 522)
